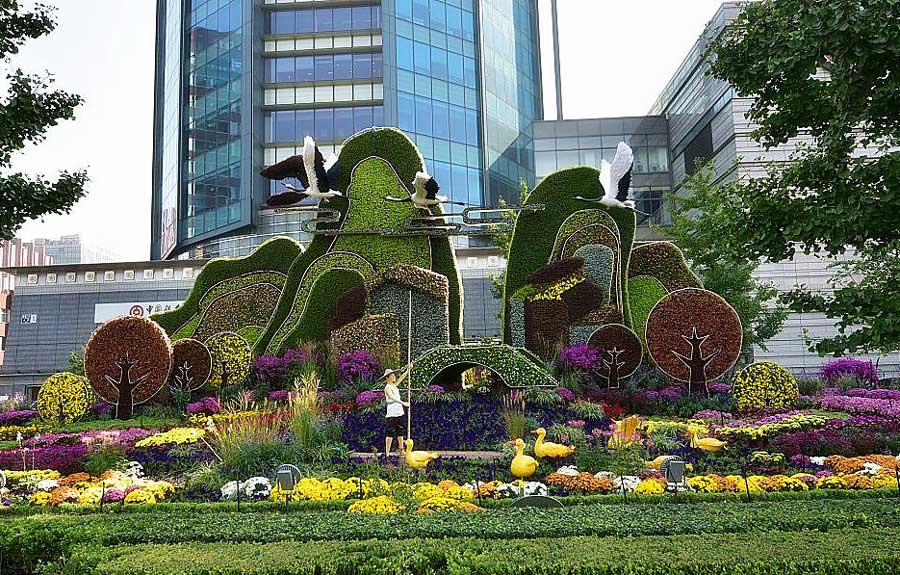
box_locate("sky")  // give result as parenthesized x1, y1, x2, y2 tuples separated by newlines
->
(10, 0, 725, 261)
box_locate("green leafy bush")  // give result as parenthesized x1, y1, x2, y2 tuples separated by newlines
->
(411, 344, 557, 388)
(629, 241, 702, 291)
(627, 275, 668, 345)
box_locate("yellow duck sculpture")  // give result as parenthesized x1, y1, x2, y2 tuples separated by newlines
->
(607, 415, 641, 450)
(645, 455, 675, 471)
(508, 438, 539, 479)
(404, 439, 439, 469)
(531, 428, 575, 459)
(687, 429, 727, 453)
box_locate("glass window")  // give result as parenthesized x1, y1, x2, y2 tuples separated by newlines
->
(354, 106, 373, 132)
(449, 105, 466, 143)
(397, 37, 414, 71)
(296, 56, 314, 82)
(448, 52, 463, 85)
(415, 96, 432, 135)
(431, 46, 448, 80)
(296, 9, 314, 33)
(297, 109, 314, 139)
(430, 1, 446, 32)
(414, 41, 431, 75)
(462, 15, 474, 41)
(334, 54, 352, 80)
(464, 108, 478, 146)
(272, 11, 293, 34)
(373, 5, 381, 28)
(314, 55, 333, 81)
(372, 53, 383, 78)
(451, 164, 467, 203)
(374, 105, 383, 125)
(315, 108, 334, 140)
(315, 8, 332, 32)
(276, 57, 294, 82)
(274, 110, 294, 142)
(352, 6, 372, 29)
(265, 59, 276, 83)
(535, 151, 556, 177)
(352, 53, 372, 79)
(398, 92, 416, 132)
(463, 57, 476, 88)
(434, 161, 452, 195)
(557, 150, 579, 169)
(334, 107, 354, 139)
(446, 5, 462, 37)
(468, 167, 481, 205)
(332, 7, 352, 31)
(432, 100, 449, 140)
(412, 0, 429, 26)
(396, 0, 412, 21)
(264, 112, 273, 142)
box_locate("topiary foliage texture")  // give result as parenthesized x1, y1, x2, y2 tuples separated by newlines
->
(168, 339, 213, 393)
(84, 317, 173, 420)
(411, 344, 556, 389)
(587, 324, 642, 389)
(731, 361, 800, 411)
(645, 288, 743, 395)
(37, 372, 90, 424)
(206, 332, 253, 388)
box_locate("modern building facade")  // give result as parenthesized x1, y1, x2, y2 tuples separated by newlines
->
(151, 0, 542, 260)
(31, 235, 121, 266)
(0, 239, 53, 372)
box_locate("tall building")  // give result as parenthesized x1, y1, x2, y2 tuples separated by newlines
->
(151, 0, 542, 260)
(0, 239, 53, 372)
(32, 235, 120, 266)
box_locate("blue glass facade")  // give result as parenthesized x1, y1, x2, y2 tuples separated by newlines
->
(153, 0, 542, 258)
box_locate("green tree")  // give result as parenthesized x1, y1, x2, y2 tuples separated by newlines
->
(489, 180, 530, 301)
(0, 1, 87, 240)
(664, 165, 788, 352)
(698, 0, 900, 356)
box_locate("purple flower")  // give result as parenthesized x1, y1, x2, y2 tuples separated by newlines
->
(124, 485, 143, 495)
(186, 396, 220, 415)
(267, 390, 290, 402)
(337, 350, 380, 384)
(708, 382, 730, 394)
(555, 387, 575, 402)
(559, 344, 599, 371)
(658, 387, 684, 401)
(818, 395, 900, 418)
(819, 357, 879, 387)
(426, 385, 445, 394)
(90, 402, 114, 417)
(790, 453, 812, 468)
(0, 409, 38, 424)
(355, 390, 381, 408)
(254, 347, 322, 384)
(693, 410, 733, 421)
(103, 489, 125, 503)
(0, 445, 87, 473)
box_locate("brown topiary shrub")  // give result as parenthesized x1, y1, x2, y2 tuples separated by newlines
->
(527, 257, 585, 286)
(525, 299, 570, 359)
(168, 339, 213, 393)
(588, 323, 643, 388)
(85, 316, 173, 419)
(328, 286, 368, 333)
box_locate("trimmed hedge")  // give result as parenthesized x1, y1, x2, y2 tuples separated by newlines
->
(153, 237, 302, 336)
(411, 344, 558, 388)
(503, 168, 636, 342)
(53, 528, 900, 575)
(627, 275, 668, 347)
(629, 241, 702, 290)
(286, 269, 366, 346)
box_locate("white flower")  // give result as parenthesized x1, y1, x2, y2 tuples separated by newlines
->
(595, 472, 639, 492)
(809, 456, 826, 466)
(37, 479, 59, 492)
(123, 461, 144, 478)
(241, 477, 272, 499)
(220, 481, 239, 500)
(859, 462, 883, 476)
(556, 465, 579, 476)
(497, 483, 521, 498)
(522, 482, 547, 496)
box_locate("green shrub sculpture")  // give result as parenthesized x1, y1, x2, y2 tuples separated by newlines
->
(731, 361, 800, 411)
(206, 332, 253, 388)
(37, 372, 90, 424)
(411, 344, 557, 389)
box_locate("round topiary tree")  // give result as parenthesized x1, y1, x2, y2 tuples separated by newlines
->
(84, 316, 173, 420)
(206, 332, 252, 388)
(731, 361, 799, 411)
(37, 372, 90, 424)
(645, 288, 742, 395)
(168, 338, 213, 394)
(587, 324, 642, 389)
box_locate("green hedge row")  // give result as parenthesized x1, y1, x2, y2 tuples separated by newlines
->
(49, 528, 900, 575)
(5, 497, 900, 573)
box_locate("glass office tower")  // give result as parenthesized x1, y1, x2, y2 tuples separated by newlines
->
(152, 0, 542, 259)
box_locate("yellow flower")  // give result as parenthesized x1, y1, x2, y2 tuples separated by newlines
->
(77, 486, 104, 505)
(124, 489, 157, 505)
(417, 496, 483, 513)
(29, 491, 52, 506)
(135, 427, 205, 448)
(348, 495, 404, 515)
(731, 362, 799, 411)
(634, 479, 665, 495)
(816, 476, 847, 490)
(872, 473, 896, 489)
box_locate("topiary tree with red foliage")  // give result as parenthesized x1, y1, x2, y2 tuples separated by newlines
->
(84, 316, 173, 419)
(168, 338, 212, 393)
(645, 288, 742, 395)
(588, 324, 642, 389)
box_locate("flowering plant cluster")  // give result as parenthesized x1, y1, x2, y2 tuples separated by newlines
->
(5, 468, 174, 507)
(715, 412, 827, 441)
(134, 427, 205, 448)
(37, 373, 91, 424)
(819, 357, 879, 387)
(186, 396, 221, 415)
(559, 344, 599, 372)
(0, 410, 38, 425)
(220, 476, 272, 500)
(337, 349, 381, 384)
(818, 394, 900, 418)
(731, 361, 799, 411)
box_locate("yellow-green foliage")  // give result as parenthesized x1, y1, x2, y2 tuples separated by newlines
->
(37, 372, 90, 424)
(206, 332, 253, 387)
(731, 361, 800, 411)
(627, 275, 668, 347)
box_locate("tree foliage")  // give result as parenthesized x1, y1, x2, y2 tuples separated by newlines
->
(489, 180, 530, 301)
(0, 1, 87, 240)
(699, 0, 900, 355)
(664, 165, 788, 351)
